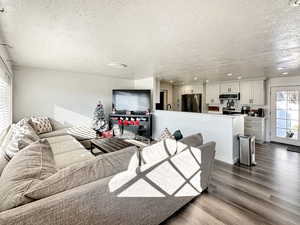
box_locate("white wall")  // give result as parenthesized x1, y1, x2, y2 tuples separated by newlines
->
(265, 76, 300, 142)
(134, 77, 158, 109)
(13, 66, 134, 126)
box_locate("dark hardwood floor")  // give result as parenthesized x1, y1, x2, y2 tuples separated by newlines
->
(162, 143, 300, 225)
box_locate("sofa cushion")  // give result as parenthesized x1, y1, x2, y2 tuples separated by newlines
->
(39, 126, 96, 141)
(29, 116, 53, 134)
(46, 135, 95, 168)
(180, 133, 203, 147)
(25, 146, 138, 199)
(46, 135, 85, 155)
(54, 149, 95, 169)
(0, 139, 57, 212)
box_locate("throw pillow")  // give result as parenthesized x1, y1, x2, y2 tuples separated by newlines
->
(15, 118, 30, 128)
(173, 130, 183, 141)
(25, 146, 137, 199)
(29, 116, 53, 135)
(157, 128, 174, 142)
(0, 139, 57, 212)
(4, 122, 40, 160)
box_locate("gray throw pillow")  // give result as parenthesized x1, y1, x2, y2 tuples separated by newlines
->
(26, 146, 137, 199)
(5, 122, 40, 160)
(0, 139, 57, 212)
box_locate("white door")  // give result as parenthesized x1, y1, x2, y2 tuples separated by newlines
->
(271, 86, 300, 146)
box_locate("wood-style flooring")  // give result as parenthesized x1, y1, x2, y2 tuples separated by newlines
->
(162, 143, 300, 225)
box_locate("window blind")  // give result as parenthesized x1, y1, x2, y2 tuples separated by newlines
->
(0, 69, 11, 132)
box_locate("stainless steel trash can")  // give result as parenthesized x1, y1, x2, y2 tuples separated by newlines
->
(239, 135, 256, 166)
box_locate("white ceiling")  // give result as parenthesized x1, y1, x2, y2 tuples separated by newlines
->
(0, 0, 300, 82)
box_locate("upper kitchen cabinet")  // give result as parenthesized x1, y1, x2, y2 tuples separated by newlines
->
(182, 85, 203, 94)
(220, 81, 239, 94)
(206, 83, 220, 105)
(240, 80, 265, 105)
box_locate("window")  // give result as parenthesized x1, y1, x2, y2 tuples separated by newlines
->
(0, 69, 11, 132)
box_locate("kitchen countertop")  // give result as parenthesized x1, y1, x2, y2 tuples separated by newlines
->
(206, 112, 266, 119)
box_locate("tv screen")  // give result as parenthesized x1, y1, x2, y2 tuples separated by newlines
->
(112, 89, 151, 112)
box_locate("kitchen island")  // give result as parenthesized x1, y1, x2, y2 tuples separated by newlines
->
(153, 110, 244, 164)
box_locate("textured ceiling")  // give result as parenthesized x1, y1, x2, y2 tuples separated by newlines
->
(0, 0, 300, 81)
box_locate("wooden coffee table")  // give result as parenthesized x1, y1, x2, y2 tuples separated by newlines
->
(90, 137, 136, 156)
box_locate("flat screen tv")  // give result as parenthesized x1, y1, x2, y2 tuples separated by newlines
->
(112, 89, 151, 112)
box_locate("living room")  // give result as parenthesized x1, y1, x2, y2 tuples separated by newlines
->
(0, 1, 300, 225)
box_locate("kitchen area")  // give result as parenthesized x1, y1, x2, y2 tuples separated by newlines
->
(157, 78, 266, 143)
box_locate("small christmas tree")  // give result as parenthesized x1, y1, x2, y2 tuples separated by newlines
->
(92, 101, 108, 133)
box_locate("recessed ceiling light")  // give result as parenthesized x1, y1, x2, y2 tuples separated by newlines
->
(277, 67, 285, 71)
(237, 76, 242, 80)
(281, 72, 289, 75)
(193, 77, 198, 81)
(107, 62, 127, 68)
(227, 73, 233, 77)
(290, 0, 300, 6)
(205, 80, 209, 83)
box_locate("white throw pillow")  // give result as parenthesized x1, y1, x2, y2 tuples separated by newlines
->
(29, 116, 53, 134)
(157, 128, 174, 142)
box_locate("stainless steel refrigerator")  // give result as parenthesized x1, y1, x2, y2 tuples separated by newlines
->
(181, 94, 202, 113)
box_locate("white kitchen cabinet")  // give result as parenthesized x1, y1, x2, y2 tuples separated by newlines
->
(240, 80, 265, 105)
(244, 116, 265, 143)
(252, 80, 265, 105)
(220, 82, 239, 94)
(206, 83, 220, 105)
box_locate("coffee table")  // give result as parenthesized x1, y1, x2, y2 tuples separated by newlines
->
(90, 137, 136, 156)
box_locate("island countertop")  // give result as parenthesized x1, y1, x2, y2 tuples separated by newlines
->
(153, 110, 244, 164)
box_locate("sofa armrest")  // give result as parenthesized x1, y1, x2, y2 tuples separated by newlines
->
(180, 133, 203, 147)
(197, 141, 216, 190)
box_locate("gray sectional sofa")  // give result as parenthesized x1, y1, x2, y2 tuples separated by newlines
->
(0, 120, 215, 225)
